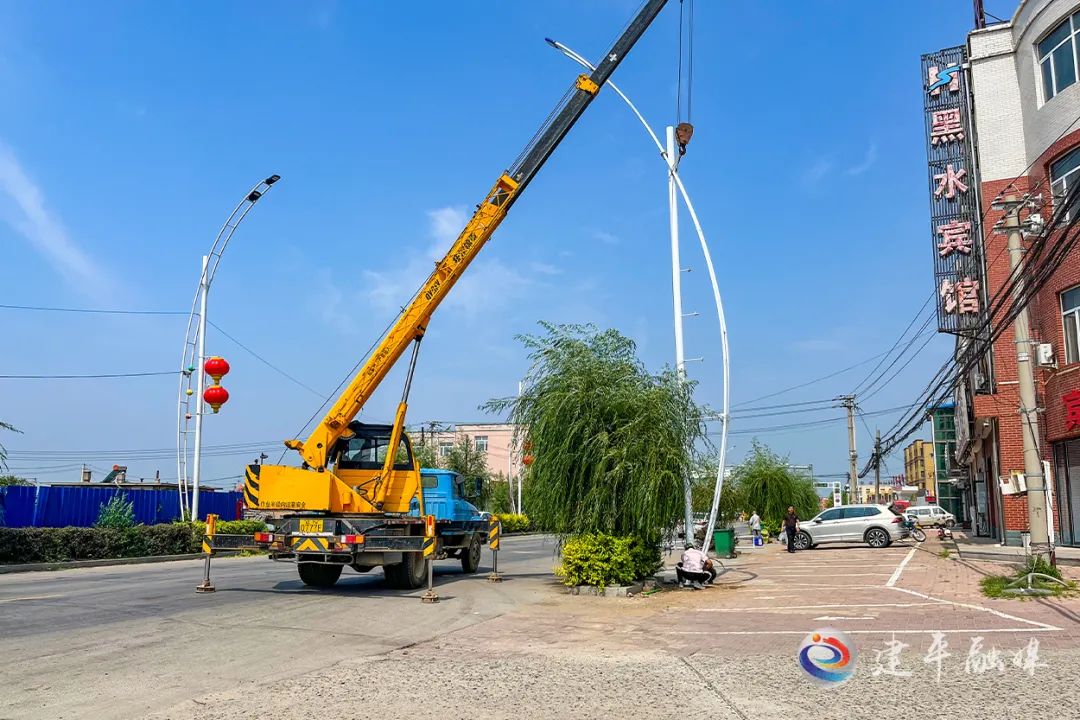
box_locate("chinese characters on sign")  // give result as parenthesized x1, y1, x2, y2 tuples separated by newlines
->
(1064, 390, 1080, 429)
(923, 46, 984, 333)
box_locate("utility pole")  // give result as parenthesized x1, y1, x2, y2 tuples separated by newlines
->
(997, 195, 1050, 561)
(874, 429, 882, 504)
(839, 395, 858, 499)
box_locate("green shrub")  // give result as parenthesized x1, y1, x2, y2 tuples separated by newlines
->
(555, 533, 659, 589)
(495, 514, 530, 533)
(95, 494, 136, 529)
(0, 523, 199, 564)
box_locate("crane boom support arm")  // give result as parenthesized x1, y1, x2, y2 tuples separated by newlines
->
(288, 0, 669, 471)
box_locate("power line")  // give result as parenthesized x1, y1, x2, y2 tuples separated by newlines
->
(0, 303, 186, 316)
(851, 295, 936, 395)
(0, 371, 176, 379)
(208, 320, 324, 398)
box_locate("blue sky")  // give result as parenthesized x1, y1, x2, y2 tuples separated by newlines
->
(0, 1, 987, 487)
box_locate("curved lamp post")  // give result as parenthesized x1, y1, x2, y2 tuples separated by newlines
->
(176, 175, 280, 520)
(547, 39, 731, 554)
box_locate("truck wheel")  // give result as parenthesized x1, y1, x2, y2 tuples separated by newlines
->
(461, 535, 481, 574)
(383, 551, 426, 589)
(298, 562, 343, 587)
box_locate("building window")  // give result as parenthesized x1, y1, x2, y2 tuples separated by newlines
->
(1039, 12, 1080, 101)
(474, 435, 489, 453)
(1062, 286, 1080, 363)
(1051, 146, 1080, 221)
(438, 441, 453, 458)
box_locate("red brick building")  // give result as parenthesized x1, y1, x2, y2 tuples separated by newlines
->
(955, 0, 1080, 546)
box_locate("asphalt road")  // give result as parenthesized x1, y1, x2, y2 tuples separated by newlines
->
(0, 534, 562, 720)
(4, 535, 1080, 719)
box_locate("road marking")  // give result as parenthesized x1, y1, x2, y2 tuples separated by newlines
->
(886, 546, 917, 587)
(759, 572, 893, 577)
(813, 615, 876, 621)
(888, 586, 1061, 631)
(694, 602, 940, 612)
(0, 594, 63, 604)
(651, 628, 1057, 636)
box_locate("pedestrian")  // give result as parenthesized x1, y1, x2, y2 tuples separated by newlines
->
(782, 505, 800, 553)
(749, 510, 761, 544)
(676, 544, 716, 588)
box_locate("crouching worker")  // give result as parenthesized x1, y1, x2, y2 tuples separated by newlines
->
(676, 544, 716, 588)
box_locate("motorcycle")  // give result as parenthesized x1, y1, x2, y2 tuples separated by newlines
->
(901, 515, 926, 543)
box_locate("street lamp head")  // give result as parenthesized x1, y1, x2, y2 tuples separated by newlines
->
(247, 190, 263, 203)
(265, 174, 280, 186)
(544, 37, 558, 48)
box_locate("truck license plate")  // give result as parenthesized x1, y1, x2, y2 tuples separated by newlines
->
(298, 519, 325, 533)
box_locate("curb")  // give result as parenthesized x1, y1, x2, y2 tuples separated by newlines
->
(955, 549, 1080, 567)
(0, 551, 243, 574)
(568, 581, 644, 597)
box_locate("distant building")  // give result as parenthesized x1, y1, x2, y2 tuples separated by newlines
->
(904, 440, 937, 500)
(421, 423, 523, 480)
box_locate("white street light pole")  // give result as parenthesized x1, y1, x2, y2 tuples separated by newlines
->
(667, 125, 694, 543)
(547, 39, 731, 555)
(191, 255, 209, 521)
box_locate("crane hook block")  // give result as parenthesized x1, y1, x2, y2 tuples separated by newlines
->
(676, 122, 694, 156)
(576, 74, 600, 95)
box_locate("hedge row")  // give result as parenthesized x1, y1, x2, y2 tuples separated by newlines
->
(494, 513, 531, 534)
(0, 520, 267, 564)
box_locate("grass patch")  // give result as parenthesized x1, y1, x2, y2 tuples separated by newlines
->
(938, 548, 951, 559)
(980, 556, 1078, 599)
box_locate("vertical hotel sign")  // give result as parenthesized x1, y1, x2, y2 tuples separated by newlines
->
(922, 46, 984, 334)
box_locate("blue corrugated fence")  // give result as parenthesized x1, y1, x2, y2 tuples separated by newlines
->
(0, 486, 242, 528)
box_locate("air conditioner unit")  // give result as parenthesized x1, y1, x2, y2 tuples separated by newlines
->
(1037, 343, 1056, 368)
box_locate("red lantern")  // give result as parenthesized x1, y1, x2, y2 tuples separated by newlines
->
(204, 356, 231, 384)
(522, 454, 534, 466)
(204, 385, 230, 413)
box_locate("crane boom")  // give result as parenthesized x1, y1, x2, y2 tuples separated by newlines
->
(289, 0, 669, 472)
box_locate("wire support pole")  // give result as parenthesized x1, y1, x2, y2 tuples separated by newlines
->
(546, 39, 730, 556)
(177, 175, 280, 520)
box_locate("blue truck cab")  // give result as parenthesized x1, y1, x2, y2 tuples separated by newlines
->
(410, 468, 485, 521)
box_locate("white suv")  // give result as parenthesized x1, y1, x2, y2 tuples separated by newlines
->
(793, 504, 907, 550)
(906, 504, 955, 528)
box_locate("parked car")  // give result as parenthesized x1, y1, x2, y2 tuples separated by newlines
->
(793, 504, 907, 550)
(905, 504, 955, 528)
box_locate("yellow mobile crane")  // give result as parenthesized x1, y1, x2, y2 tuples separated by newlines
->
(226, 0, 671, 590)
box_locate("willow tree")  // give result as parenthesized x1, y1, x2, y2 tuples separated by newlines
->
(728, 440, 820, 527)
(484, 322, 708, 539)
(0, 421, 18, 471)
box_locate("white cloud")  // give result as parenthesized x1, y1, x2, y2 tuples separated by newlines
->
(358, 205, 530, 322)
(801, 158, 833, 187)
(845, 143, 878, 176)
(529, 261, 562, 276)
(592, 230, 619, 245)
(0, 142, 108, 295)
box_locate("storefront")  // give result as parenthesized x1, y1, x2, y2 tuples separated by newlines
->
(1052, 440, 1080, 546)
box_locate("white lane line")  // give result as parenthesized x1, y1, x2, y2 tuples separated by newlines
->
(886, 546, 917, 587)
(694, 602, 940, 612)
(813, 615, 876, 621)
(756, 574, 889, 578)
(888, 586, 1061, 631)
(651, 628, 1057, 636)
(751, 583, 889, 589)
(0, 594, 64, 604)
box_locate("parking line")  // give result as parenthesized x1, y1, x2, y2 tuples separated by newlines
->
(694, 602, 941, 612)
(886, 546, 917, 587)
(888, 586, 1061, 631)
(650, 628, 1057, 636)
